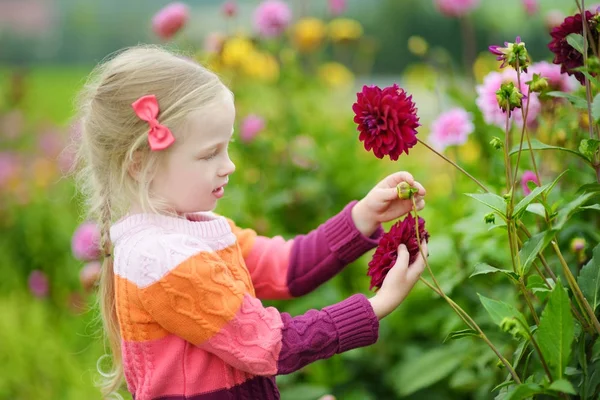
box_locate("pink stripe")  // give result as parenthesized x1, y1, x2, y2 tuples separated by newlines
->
(245, 236, 293, 299)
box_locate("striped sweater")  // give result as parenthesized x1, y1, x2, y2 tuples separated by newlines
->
(110, 201, 383, 400)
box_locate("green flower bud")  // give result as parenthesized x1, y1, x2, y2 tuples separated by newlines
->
(397, 181, 418, 200)
(484, 213, 496, 224)
(490, 137, 504, 150)
(489, 36, 530, 73)
(496, 82, 523, 116)
(527, 73, 549, 93)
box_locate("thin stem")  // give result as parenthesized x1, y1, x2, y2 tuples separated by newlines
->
(417, 138, 490, 193)
(515, 318, 553, 382)
(576, 0, 599, 57)
(520, 280, 540, 325)
(504, 112, 513, 192)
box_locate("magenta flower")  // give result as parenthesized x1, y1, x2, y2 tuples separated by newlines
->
(222, 1, 237, 18)
(152, 2, 189, 40)
(253, 0, 292, 38)
(548, 11, 598, 85)
(367, 214, 429, 291)
(476, 69, 540, 129)
(433, 0, 480, 17)
(72, 222, 101, 261)
(522, 0, 538, 16)
(328, 0, 347, 16)
(240, 114, 265, 143)
(28, 270, 49, 298)
(529, 61, 576, 93)
(428, 108, 474, 152)
(521, 170, 540, 195)
(353, 84, 421, 160)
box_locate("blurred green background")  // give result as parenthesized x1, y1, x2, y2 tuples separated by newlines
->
(1, 0, 595, 399)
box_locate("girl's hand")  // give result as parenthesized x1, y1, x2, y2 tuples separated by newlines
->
(351, 171, 426, 236)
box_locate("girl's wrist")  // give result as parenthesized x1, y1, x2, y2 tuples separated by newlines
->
(351, 200, 379, 237)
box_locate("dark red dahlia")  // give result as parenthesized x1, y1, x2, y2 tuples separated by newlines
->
(352, 84, 420, 161)
(367, 214, 429, 291)
(548, 11, 598, 85)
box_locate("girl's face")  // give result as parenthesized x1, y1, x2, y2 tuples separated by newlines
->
(150, 93, 236, 214)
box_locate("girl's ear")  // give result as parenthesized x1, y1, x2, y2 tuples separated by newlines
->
(127, 151, 143, 182)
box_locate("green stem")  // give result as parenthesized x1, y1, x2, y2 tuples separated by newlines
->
(515, 318, 553, 383)
(519, 280, 540, 325)
(417, 138, 490, 193)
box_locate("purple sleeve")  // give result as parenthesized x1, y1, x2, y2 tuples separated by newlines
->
(276, 293, 379, 374)
(287, 201, 384, 297)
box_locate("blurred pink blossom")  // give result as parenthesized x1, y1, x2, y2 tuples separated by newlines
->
(152, 2, 189, 40)
(38, 128, 64, 159)
(521, 170, 540, 195)
(328, 0, 347, 16)
(203, 32, 226, 54)
(428, 108, 474, 152)
(0, 0, 56, 36)
(522, 0, 538, 16)
(529, 61, 577, 93)
(0, 152, 20, 189)
(475, 69, 541, 129)
(240, 114, 265, 143)
(222, 1, 237, 17)
(253, 0, 292, 38)
(28, 270, 49, 298)
(544, 10, 565, 32)
(433, 0, 480, 17)
(72, 222, 101, 262)
(80, 261, 102, 292)
(0, 109, 24, 140)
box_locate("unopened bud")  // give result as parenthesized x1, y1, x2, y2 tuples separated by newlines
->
(484, 213, 496, 224)
(570, 237, 586, 253)
(496, 82, 524, 115)
(490, 137, 503, 150)
(527, 73, 549, 93)
(397, 181, 418, 200)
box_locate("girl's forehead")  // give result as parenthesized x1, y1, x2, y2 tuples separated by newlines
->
(180, 98, 235, 143)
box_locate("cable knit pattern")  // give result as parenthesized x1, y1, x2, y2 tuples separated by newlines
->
(110, 203, 380, 400)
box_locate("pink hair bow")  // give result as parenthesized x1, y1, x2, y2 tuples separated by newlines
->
(131, 94, 175, 151)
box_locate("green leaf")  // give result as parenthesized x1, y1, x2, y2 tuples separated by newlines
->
(465, 193, 507, 216)
(582, 204, 600, 211)
(504, 383, 544, 400)
(578, 243, 600, 311)
(470, 263, 519, 281)
(566, 33, 585, 55)
(478, 294, 528, 329)
(580, 138, 600, 160)
(544, 169, 569, 197)
(554, 192, 598, 230)
(593, 337, 600, 362)
(278, 384, 330, 400)
(513, 182, 551, 217)
(518, 230, 555, 275)
(443, 329, 479, 343)
(547, 379, 577, 394)
(509, 137, 592, 164)
(392, 345, 464, 396)
(593, 95, 600, 123)
(546, 91, 588, 109)
(537, 282, 575, 380)
(525, 203, 546, 217)
(577, 183, 600, 194)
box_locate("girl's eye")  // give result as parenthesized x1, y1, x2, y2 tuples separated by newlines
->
(203, 151, 218, 160)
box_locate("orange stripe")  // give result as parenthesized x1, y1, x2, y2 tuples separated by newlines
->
(116, 245, 256, 344)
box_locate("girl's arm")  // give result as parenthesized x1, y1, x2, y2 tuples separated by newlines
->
(228, 200, 383, 300)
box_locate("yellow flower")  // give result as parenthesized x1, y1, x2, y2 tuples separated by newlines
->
(458, 140, 480, 164)
(293, 18, 327, 53)
(318, 62, 354, 88)
(242, 51, 279, 82)
(407, 35, 428, 57)
(221, 36, 255, 69)
(329, 18, 363, 43)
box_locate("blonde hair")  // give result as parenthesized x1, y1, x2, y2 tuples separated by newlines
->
(72, 44, 230, 398)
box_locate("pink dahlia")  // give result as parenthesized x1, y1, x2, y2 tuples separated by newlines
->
(353, 84, 420, 160)
(28, 270, 49, 298)
(152, 2, 189, 40)
(521, 170, 540, 195)
(428, 108, 474, 152)
(476, 69, 540, 129)
(522, 0, 538, 16)
(529, 61, 576, 93)
(548, 11, 598, 85)
(328, 0, 347, 16)
(240, 114, 265, 143)
(434, 0, 480, 17)
(253, 0, 292, 38)
(72, 221, 101, 261)
(222, 1, 237, 18)
(367, 214, 429, 291)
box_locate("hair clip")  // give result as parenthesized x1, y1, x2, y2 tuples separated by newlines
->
(131, 94, 175, 151)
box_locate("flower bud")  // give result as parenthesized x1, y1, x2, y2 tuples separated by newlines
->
(397, 181, 418, 200)
(490, 137, 503, 150)
(570, 237, 586, 253)
(484, 212, 496, 224)
(496, 82, 523, 116)
(527, 73, 549, 93)
(489, 36, 530, 72)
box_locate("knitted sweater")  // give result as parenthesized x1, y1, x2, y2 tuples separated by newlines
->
(110, 201, 383, 400)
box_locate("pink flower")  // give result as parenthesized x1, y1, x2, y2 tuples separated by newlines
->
(222, 1, 237, 17)
(28, 270, 49, 298)
(529, 61, 576, 93)
(521, 170, 540, 195)
(240, 114, 265, 143)
(152, 2, 189, 40)
(522, 0, 538, 16)
(428, 108, 474, 152)
(72, 222, 101, 261)
(328, 0, 346, 16)
(38, 128, 64, 158)
(253, 0, 292, 38)
(203, 32, 226, 54)
(476, 69, 540, 129)
(434, 0, 480, 17)
(0, 151, 20, 189)
(80, 261, 102, 292)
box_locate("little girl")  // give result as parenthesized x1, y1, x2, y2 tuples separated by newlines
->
(73, 45, 427, 400)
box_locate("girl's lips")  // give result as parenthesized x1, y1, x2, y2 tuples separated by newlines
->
(212, 184, 226, 198)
